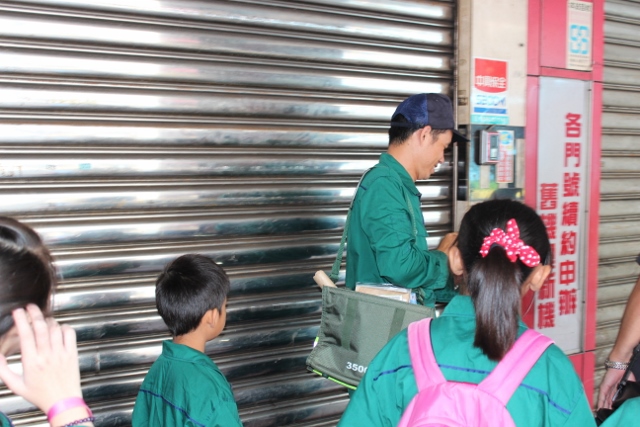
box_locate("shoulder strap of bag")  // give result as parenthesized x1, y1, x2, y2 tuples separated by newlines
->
(408, 318, 446, 390)
(478, 329, 553, 405)
(329, 168, 370, 281)
(404, 191, 418, 239)
(330, 168, 418, 282)
(329, 207, 352, 282)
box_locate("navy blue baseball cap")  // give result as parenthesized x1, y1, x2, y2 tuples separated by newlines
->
(391, 93, 469, 143)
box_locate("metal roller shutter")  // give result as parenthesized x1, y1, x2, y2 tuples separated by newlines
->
(597, 0, 640, 397)
(0, 1, 458, 425)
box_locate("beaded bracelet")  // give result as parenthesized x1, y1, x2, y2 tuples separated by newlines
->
(63, 416, 95, 427)
(604, 358, 630, 370)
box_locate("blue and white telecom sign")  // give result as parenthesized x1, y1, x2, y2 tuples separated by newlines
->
(567, 0, 593, 71)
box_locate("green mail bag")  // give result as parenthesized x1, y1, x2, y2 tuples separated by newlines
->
(306, 285, 435, 389)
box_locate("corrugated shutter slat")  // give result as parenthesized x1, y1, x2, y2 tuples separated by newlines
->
(597, 0, 640, 397)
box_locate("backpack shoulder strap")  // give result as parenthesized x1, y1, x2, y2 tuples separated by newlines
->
(408, 318, 447, 390)
(478, 329, 553, 405)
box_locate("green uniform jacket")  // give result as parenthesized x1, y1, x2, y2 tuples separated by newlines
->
(0, 413, 11, 427)
(338, 296, 596, 427)
(601, 396, 640, 425)
(132, 340, 242, 427)
(345, 153, 453, 306)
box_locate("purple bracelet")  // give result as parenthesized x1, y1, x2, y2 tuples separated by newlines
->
(63, 416, 95, 427)
(47, 397, 92, 422)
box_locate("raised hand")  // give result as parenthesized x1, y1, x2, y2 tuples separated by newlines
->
(0, 304, 93, 426)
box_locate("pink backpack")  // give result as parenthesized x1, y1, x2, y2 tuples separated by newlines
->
(397, 318, 553, 427)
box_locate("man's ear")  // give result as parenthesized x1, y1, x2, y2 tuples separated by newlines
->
(525, 264, 551, 293)
(418, 125, 433, 144)
(447, 245, 465, 276)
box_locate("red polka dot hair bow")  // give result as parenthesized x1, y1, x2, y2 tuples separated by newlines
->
(479, 219, 541, 267)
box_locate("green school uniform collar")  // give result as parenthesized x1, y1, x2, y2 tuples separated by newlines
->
(440, 295, 529, 331)
(379, 153, 421, 197)
(162, 340, 216, 367)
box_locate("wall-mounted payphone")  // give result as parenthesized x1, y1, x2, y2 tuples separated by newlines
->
(456, 125, 525, 203)
(479, 130, 501, 164)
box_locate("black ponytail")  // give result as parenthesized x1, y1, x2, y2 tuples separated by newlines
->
(457, 200, 550, 361)
(468, 246, 523, 360)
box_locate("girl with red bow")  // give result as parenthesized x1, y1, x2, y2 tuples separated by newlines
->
(339, 199, 595, 427)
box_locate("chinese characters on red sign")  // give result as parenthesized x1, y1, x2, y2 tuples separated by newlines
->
(474, 59, 508, 93)
(537, 112, 583, 330)
(475, 75, 507, 90)
(472, 58, 509, 124)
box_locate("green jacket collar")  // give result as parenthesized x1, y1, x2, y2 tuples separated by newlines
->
(162, 340, 215, 366)
(379, 153, 421, 197)
(440, 295, 528, 330)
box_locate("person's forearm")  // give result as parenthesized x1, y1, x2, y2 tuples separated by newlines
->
(378, 248, 449, 291)
(609, 275, 640, 362)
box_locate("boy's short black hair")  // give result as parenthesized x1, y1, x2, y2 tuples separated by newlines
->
(155, 254, 230, 337)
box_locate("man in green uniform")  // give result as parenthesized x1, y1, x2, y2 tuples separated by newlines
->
(132, 254, 242, 427)
(346, 93, 468, 306)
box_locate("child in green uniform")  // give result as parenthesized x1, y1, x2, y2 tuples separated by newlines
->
(132, 254, 242, 427)
(339, 199, 596, 427)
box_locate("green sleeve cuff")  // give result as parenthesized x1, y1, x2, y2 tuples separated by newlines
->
(417, 250, 455, 307)
(434, 274, 458, 303)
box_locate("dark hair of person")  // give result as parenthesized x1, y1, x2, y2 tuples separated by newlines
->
(155, 254, 230, 337)
(388, 114, 448, 146)
(457, 199, 551, 361)
(0, 217, 55, 337)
